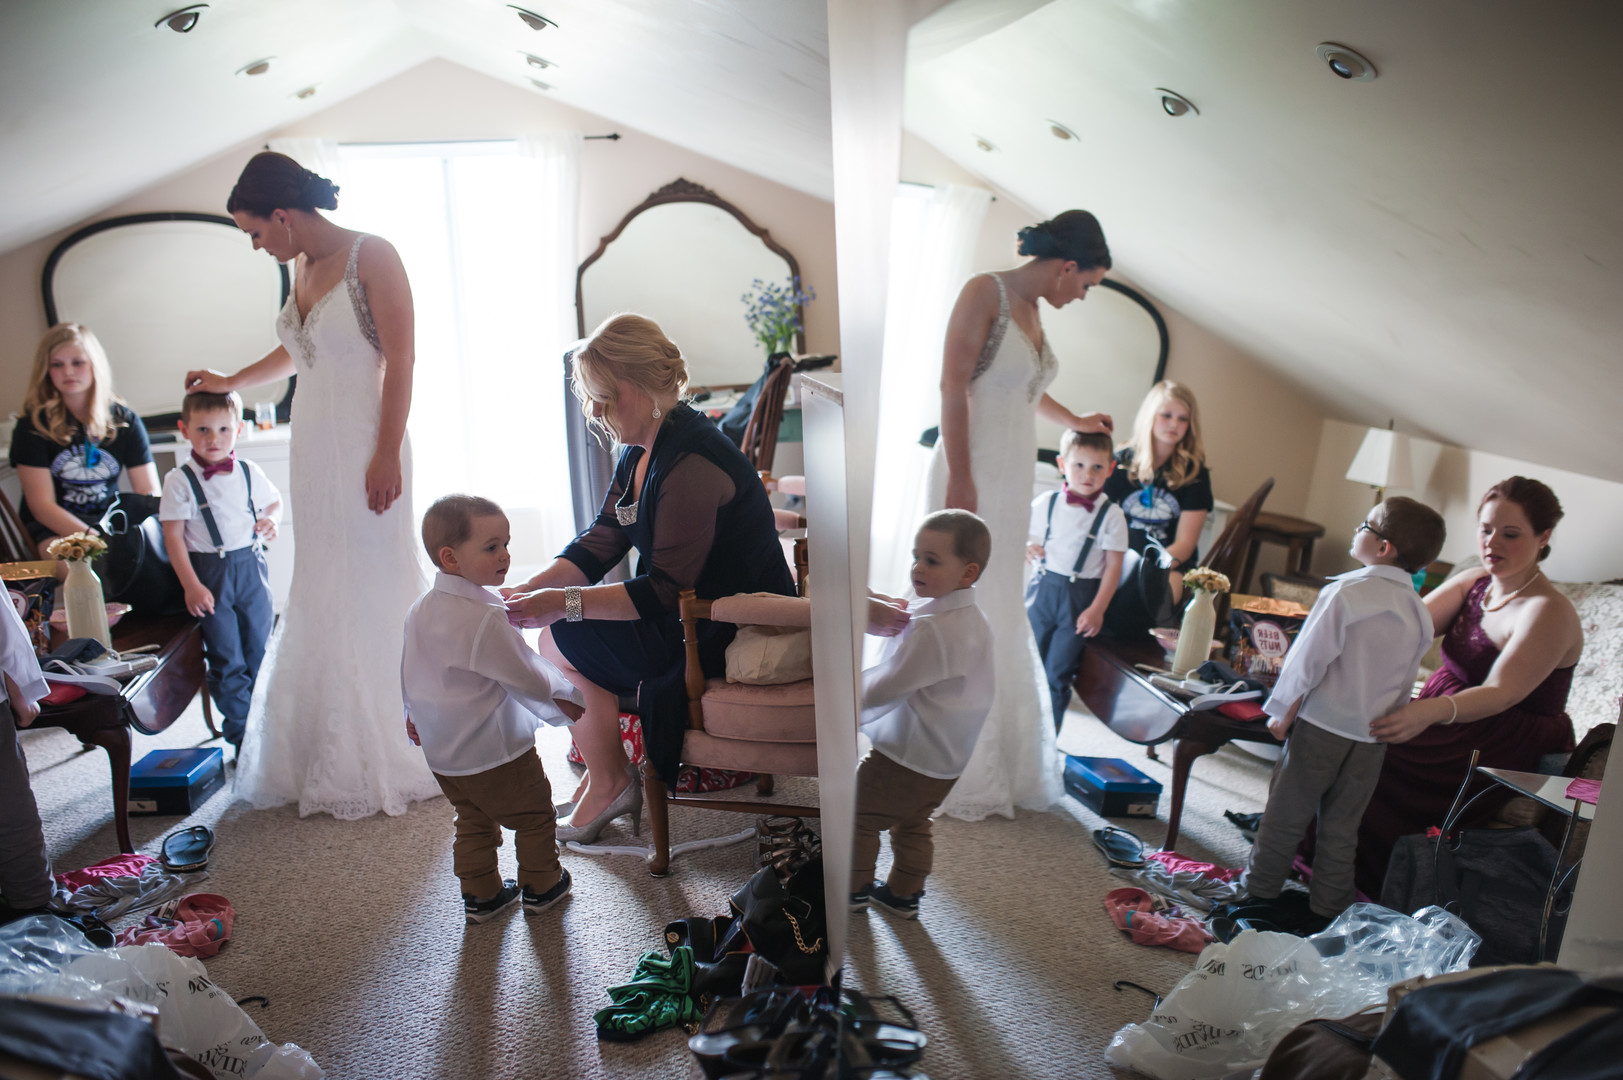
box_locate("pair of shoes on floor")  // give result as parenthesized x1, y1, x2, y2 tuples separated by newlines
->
(851, 881, 922, 920)
(160, 825, 214, 872)
(1092, 825, 1148, 868)
(557, 764, 643, 845)
(464, 868, 572, 924)
(757, 815, 821, 880)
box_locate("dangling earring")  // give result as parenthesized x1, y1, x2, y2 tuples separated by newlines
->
(284, 223, 294, 251)
(651, 405, 662, 420)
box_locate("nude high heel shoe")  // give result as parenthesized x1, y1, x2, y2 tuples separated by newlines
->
(557, 763, 643, 844)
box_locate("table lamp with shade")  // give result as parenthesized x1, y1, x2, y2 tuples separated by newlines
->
(1346, 425, 1414, 505)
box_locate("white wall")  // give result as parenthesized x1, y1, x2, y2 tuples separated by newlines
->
(1305, 418, 1623, 584)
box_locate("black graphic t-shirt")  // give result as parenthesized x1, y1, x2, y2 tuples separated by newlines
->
(9, 403, 153, 530)
(1101, 447, 1214, 564)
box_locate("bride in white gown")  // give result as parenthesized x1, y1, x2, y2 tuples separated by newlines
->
(926, 210, 1115, 821)
(186, 152, 439, 819)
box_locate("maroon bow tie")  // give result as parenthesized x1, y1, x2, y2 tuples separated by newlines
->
(193, 451, 236, 481)
(1063, 484, 1098, 512)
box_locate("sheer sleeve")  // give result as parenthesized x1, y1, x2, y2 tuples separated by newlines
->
(624, 454, 736, 619)
(558, 458, 634, 583)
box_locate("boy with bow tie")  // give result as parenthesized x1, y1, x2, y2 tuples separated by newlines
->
(1026, 430, 1128, 732)
(159, 391, 281, 754)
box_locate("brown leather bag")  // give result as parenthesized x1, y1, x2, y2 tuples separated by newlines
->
(1259, 1010, 1384, 1080)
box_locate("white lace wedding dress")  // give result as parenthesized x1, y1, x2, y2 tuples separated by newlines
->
(235, 235, 440, 820)
(925, 272, 1065, 821)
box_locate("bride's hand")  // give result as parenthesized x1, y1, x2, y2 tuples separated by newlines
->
(184, 368, 234, 394)
(365, 451, 403, 515)
(944, 473, 977, 513)
(505, 589, 561, 629)
(1072, 411, 1114, 435)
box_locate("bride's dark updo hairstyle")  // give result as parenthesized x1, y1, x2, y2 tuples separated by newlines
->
(1480, 476, 1564, 561)
(226, 151, 340, 218)
(1016, 209, 1112, 271)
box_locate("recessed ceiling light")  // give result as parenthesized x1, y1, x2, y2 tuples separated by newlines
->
(974, 136, 996, 152)
(1156, 89, 1198, 117)
(1047, 120, 1078, 141)
(530, 79, 553, 92)
(154, 4, 207, 33)
(521, 53, 553, 69)
(508, 5, 557, 31)
(1316, 42, 1377, 81)
(296, 86, 317, 99)
(237, 58, 273, 77)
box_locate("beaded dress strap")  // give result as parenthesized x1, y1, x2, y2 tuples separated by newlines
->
(344, 234, 382, 351)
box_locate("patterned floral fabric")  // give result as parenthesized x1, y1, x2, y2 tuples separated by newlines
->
(1551, 580, 1623, 740)
(566, 713, 757, 794)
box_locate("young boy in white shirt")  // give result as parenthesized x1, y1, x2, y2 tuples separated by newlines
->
(852, 510, 995, 920)
(402, 494, 585, 925)
(159, 391, 281, 753)
(1, 591, 52, 920)
(1026, 430, 1129, 731)
(1241, 496, 1446, 927)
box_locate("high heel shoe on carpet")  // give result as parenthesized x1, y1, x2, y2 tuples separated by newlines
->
(557, 769, 643, 845)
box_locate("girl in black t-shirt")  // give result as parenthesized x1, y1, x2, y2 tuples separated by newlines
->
(9, 324, 158, 554)
(1101, 380, 1212, 601)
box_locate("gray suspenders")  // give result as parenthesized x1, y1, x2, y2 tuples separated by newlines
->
(1041, 491, 1113, 581)
(179, 463, 258, 557)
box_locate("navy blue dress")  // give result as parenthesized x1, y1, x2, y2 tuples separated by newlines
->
(552, 402, 795, 785)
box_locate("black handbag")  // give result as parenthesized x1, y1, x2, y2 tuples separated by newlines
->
(95, 493, 186, 616)
(1102, 542, 1175, 641)
(729, 857, 828, 986)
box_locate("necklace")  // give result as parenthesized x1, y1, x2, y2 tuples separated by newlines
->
(1481, 568, 1543, 612)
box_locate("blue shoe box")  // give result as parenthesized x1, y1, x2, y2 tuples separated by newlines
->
(1064, 755, 1162, 818)
(128, 748, 225, 815)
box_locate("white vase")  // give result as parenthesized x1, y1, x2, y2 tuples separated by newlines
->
(63, 559, 111, 647)
(1171, 588, 1218, 678)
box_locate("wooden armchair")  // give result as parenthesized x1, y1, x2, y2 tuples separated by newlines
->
(1198, 477, 1274, 632)
(642, 541, 816, 876)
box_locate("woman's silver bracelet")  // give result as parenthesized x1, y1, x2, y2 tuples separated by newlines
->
(1442, 695, 1459, 725)
(563, 586, 584, 623)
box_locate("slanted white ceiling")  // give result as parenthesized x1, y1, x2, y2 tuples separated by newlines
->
(0, 0, 831, 254)
(907, 0, 1623, 482)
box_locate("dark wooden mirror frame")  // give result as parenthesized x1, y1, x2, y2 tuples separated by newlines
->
(1096, 277, 1169, 386)
(41, 211, 295, 431)
(575, 178, 807, 356)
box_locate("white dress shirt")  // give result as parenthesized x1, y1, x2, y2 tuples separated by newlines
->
(401, 572, 584, 776)
(1264, 563, 1433, 743)
(861, 587, 996, 780)
(159, 458, 281, 554)
(0, 594, 48, 708)
(1028, 492, 1129, 580)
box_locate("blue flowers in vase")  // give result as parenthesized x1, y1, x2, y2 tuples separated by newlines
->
(742, 277, 816, 357)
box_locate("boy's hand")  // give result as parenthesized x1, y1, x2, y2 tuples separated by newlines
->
(255, 516, 278, 542)
(1075, 605, 1105, 638)
(1026, 542, 1045, 564)
(184, 581, 215, 618)
(5, 674, 38, 729)
(865, 595, 910, 637)
(405, 716, 420, 746)
(556, 698, 584, 722)
(1267, 713, 1293, 740)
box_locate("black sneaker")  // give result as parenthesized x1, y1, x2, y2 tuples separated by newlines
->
(464, 879, 522, 924)
(870, 883, 922, 921)
(850, 881, 877, 911)
(522, 868, 572, 915)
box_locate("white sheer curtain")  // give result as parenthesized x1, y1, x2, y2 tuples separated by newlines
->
(267, 136, 581, 566)
(869, 182, 993, 596)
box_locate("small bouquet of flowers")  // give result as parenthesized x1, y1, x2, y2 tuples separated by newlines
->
(46, 531, 108, 563)
(742, 277, 816, 357)
(1181, 567, 1231, 594)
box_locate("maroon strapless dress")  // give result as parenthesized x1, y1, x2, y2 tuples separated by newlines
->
(1309, 576, 1576, 897)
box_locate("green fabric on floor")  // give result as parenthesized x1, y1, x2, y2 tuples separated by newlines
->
(594, 946, 704, 1042)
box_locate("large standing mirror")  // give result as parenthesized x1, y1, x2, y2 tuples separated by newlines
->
(576, 179, 806, 388)
(1035, 277, 1168, 451)
(42, 212, 292, 429)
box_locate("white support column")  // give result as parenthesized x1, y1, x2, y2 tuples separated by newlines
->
(1559, 764, 1623, 968)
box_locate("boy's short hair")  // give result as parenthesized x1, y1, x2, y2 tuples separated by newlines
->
(919, 509, 991, 569)
(181, 390, 243, 421)
(1059, 429, 1114, 459)
(422, 494, 505, 569)
(1374, 496, 1447, 573)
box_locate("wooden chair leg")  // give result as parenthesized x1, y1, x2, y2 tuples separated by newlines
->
(83, 726, 134, 854)
(755, 773, 776, 796)
(200, 689, 219, 739)
(643, 766, 672, 877)
(1164, 736, 1222, 853)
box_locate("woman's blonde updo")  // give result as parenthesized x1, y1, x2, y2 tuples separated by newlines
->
(571, 313, 690, 442)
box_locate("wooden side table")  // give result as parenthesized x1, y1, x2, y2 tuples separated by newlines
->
(1238, 512, 1326, 594)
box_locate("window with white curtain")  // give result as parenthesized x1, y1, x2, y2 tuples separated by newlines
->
(288, 137, 580, 567)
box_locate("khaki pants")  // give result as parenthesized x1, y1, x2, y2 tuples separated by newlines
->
(852, 750, 958, 896)
(434, 749, 560, 899)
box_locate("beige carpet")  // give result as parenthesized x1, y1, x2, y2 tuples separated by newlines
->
(24, 695, 1273, 1079)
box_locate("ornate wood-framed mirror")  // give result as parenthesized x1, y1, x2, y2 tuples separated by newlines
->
(41, 212, 294, 430)
(576, 179, 806, 388)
